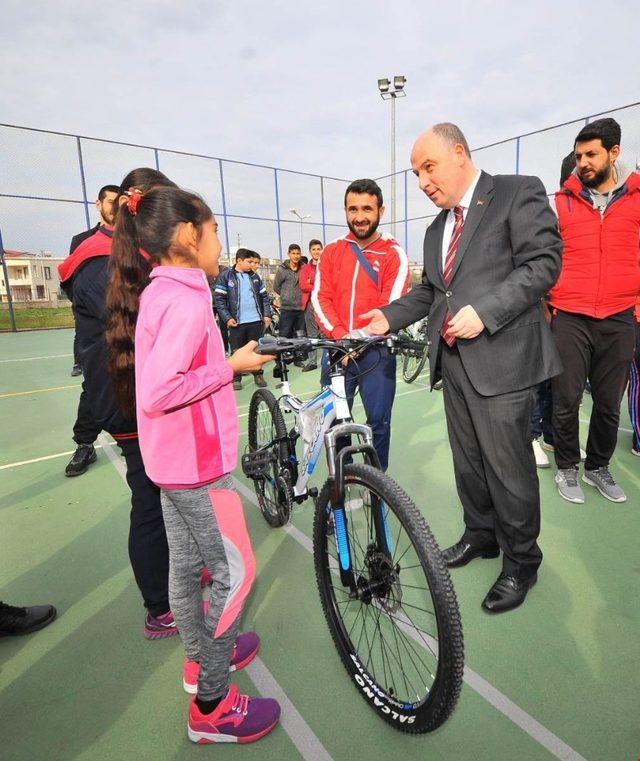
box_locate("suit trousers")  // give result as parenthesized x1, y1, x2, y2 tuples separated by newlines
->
(440, 342, 542, 579)
(551, 309, 635, 470)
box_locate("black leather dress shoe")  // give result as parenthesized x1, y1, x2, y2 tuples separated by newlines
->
(0, 601, 57, 636)
(481, 572, 537, 613)
(441, 538, 500, 568)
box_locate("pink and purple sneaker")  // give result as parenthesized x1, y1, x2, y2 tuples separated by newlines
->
(144, 610, 178, 640)
(183, 631, 260, 693)
(187, 683, 280, 744)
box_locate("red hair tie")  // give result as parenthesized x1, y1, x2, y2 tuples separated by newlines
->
(126, 187, 144, 215)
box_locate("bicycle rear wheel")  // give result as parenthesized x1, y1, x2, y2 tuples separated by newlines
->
(313, 463, 463, 732)
(401, 339, 428, 384)
(247, 389, 291, 527)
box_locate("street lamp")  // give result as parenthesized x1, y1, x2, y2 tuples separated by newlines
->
(377, 75, 407, 237)
(289, 208, 311, 248)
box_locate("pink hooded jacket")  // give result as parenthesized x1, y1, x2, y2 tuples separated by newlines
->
(135, 266, 238, 488)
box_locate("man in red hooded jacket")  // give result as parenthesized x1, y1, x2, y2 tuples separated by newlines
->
(550, 118, 640, 504)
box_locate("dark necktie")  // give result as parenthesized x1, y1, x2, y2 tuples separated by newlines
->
(441, 205, 464, 347)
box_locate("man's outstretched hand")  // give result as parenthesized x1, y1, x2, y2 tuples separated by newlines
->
(359, 309, 390, 336)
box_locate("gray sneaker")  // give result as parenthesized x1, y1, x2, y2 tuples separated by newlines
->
(555, 468, 585, 504)
(582, 467, 626, 503)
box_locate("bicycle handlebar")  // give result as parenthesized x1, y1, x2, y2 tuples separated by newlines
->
(255, 333, 427, 357)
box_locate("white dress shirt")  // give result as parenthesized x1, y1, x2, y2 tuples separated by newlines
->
(441, 170, 482, 269)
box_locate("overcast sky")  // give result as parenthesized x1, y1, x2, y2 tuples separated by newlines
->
(2, 0, 640, 257)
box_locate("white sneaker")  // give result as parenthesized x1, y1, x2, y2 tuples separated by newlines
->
(532, 439, 550, 468)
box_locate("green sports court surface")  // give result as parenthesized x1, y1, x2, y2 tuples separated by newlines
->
(1, 329, 638, 761)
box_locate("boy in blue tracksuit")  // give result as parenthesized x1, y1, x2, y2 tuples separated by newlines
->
(214, 248, 272, 390)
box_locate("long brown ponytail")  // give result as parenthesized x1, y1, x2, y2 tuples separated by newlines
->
(105, 168, 175, 420)
(105, 171, 212, 419)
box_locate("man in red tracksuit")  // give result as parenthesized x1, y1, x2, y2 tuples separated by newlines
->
(312, 178, 409, 470)
(550, 118, 640, 504)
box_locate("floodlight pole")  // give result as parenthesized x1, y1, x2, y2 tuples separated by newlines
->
(391, 95, 396, 237)
(378, 76, 407, 238)
(290, 208, 310, 248)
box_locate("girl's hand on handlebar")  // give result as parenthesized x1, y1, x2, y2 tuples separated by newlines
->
(227, 341, 275, 374)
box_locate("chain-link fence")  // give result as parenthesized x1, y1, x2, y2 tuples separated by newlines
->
(377, 100, 640, 256)
(2, 101, 639, 330)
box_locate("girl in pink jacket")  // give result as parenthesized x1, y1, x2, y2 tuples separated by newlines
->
(106, 184, 279, 744)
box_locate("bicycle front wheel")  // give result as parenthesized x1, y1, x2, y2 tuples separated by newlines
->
(313, 463, 463, 733)
(247, 388, 291, 527)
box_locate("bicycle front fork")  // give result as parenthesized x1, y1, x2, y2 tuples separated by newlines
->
(324, 423, 393, 593)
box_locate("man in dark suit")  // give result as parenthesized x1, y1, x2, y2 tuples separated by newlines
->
(362, 123, 562, 613)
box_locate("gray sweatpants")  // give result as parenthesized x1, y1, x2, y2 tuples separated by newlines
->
(304, 302, 319, 365)
(160, 474, 255, 701)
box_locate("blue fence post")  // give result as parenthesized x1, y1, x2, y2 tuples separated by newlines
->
(515, 137, 521, 175)
(154, 148, 160, 171)
(76, 137, 91, 230)
(320, 176, 327, 246)
(0, 227, 17, 332)
(218, 160, 231, 255)
(274, 169, 283, 260)
(403, 170, 408, 253)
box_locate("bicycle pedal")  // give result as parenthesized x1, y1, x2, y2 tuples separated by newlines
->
(241, 450, 277, 479)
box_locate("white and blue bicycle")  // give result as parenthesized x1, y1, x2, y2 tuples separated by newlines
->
(241, 334, 463, 733)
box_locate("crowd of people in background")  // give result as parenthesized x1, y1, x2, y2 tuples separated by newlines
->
(2, 115, 639, 746)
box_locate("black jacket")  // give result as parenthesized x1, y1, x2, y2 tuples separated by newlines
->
(68, 245, 136, 436)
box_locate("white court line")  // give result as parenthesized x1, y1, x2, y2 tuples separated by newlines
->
(246, 658, 332, 761)
(0, 353, 74, 363)
(0, 442, 116, 471)
(232, 477, 588, 761)
(97, 433, 333, 761)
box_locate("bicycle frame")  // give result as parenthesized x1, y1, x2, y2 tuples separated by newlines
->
(279, 370, 377, 500)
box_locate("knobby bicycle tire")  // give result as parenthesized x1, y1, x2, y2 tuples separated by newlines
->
(313, 463, 463, 732)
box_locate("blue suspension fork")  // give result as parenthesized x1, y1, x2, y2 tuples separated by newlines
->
(330, 490, 356, 590)
(330, 492, 393, 591)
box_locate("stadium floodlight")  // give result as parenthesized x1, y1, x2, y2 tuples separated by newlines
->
(394, 75, 406, 91)
(377, 75, 407, 238)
